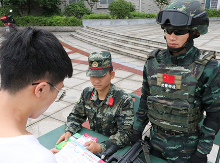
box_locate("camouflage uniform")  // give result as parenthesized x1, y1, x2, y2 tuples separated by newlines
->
(134, 46, 220, 162)
(133, 1, 219, 162)
(65, 51, 134, 152)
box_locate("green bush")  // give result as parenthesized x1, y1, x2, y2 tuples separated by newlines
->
(205, 9, 220, 17)
(0, 15, 82, 27)
(42, 4, 62, 16)
(0, 5, 20, 17)
(129, 12, 157, 19)
(108, 0, 131, 19)
(83, 13, 112, 19)
(63, 1, 92, 19)
(129, 2, 136, 12)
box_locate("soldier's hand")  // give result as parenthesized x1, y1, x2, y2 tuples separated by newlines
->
(189, 151, 207, 163)
(56, 131, 72, 145)
(84, 141, 102, 154)
(130, 130, 142, 145)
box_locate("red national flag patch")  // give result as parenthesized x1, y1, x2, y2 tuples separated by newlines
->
(108, 97, 113, 105)
(163, 74, 175, 84)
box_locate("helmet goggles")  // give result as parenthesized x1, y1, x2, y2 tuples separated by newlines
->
(156, 9, 209, 27)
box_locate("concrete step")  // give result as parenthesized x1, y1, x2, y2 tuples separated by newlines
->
(75, 30, 155, 55)
(86, 26, 166, 47)
(71, 33, 149, 60)
(80, 28, 166, 50)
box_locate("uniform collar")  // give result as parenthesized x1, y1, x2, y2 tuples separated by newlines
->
(164, 46, 199, 65)
(90, 84, 114, 106)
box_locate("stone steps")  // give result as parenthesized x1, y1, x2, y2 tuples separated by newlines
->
(71, 33, 148, 60)
(71, 25, 220, 61)
(71, 26, 167, 60)
(79, 28, 165, 51)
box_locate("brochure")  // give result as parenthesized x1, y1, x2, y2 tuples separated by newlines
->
(55, 141, 105, 163)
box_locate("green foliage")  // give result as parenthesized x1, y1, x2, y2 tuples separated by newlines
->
(41, 4, 62, 16)
(0, 5, 21, 17)
(83, 13, 112, 19)
(129, 2, 136, 12)
(205, 8, 220, 17)
(82, 12, 157, 19)
(108, 0, 131, 19)
(64, 1, 92, 19)
(153, 0, 171, 11)
(2, 0, 62, 15)
(84, 0, 99, 12)
(129, 12, 157, 19)
(0, 15, 82, 26)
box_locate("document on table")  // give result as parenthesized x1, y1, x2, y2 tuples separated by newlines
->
(55, 141, 105, 163)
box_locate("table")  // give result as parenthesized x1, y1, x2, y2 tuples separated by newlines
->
(38, 125, 166, 163)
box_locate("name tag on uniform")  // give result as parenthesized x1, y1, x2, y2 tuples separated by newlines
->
(157, 73, 182, 89)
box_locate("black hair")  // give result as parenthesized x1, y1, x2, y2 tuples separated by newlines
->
(108, 66, 113, 73)
(0, 27, 73, 94)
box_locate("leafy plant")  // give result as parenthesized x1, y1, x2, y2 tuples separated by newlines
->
(129, 11, 157, 19)
(0, 5, 20, 17)
(153, 0, 171, 11)
(108, 0, 131, 19)
(0, 15, 83, 26)
(2, 0, 62, 15)
(129, 2, 136, 12)
(205, 8, 220, 17)
(64, 1, 92, 19)
(83, 13, 112, 19)
(85, 0, 99, 12)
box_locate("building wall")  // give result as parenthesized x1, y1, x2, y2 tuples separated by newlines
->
(60, 0, 210, 14)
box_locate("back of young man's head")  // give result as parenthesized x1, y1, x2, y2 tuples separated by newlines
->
(0, 27, 73, 94)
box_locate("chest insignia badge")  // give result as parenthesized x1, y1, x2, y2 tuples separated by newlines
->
(157, 73, 182, 89)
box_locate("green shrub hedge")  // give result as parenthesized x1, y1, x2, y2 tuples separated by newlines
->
(108, 0, 131, 19)
(205, 9, 220, 17)
(0, 15, 82, 27)
(129, 12, 157, 19)
(83, 12, 157, 19)
(63, 2, 92, 19)
(83, 13, 112, 19)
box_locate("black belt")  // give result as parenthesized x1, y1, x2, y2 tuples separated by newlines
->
(152, 124, 200, 136)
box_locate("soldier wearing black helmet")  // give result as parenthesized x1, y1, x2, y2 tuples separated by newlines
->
(132, 0, 220, 163)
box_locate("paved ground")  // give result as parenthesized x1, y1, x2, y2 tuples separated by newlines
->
(26, 31, 146, 138)
(21, 22, 220, 162)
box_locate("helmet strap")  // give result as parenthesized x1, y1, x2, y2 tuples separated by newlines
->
(164, 31, 194, 53)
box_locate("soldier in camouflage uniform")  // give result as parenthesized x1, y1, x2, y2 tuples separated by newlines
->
(132, 0, 220, 163)
(56, 51, 134, 154)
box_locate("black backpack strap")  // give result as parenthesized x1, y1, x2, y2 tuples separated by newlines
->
(194, 50, 216, 65)
(148, 49, 160, 59)
(194, 50, 216, 80)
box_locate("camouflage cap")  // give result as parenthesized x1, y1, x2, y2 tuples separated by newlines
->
(86, 51, 112, 77)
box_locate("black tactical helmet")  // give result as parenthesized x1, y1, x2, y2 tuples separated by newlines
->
(156, 0, 209, 35)
(156, 0, 209, 53)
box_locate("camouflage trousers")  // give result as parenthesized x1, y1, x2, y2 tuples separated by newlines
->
(150, 127, 200, 163)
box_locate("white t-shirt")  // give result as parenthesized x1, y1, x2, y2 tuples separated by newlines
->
(0, 135, 57, 163)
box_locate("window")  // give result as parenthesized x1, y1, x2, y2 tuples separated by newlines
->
(97, 0, 114, 8)
(99, 0, 114, 4)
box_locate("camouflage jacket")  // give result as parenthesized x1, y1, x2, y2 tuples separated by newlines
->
(134, 46, 220, 154)
(65, 84, 134, 151)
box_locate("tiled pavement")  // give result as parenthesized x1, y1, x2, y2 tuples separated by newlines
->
(21, 23, 220, 162)
(26, 32, 146, 138)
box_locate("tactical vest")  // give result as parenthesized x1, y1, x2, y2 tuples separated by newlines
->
(147, 49, 216, 133)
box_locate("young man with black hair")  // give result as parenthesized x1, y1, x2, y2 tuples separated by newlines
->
(0, 27, 73, 163)
(56, 51, 134, 154)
